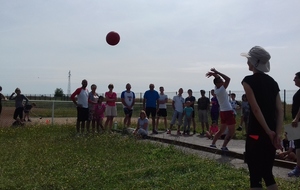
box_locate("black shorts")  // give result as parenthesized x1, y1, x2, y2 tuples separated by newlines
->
(14, 107, 24, 120)
(123, 108, 133, 117)
(77, 107, 89, 122)
(157, 109, 167, 117)
(145, 107, 157, 118)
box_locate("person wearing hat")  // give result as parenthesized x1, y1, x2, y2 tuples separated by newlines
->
(241, 46, 283, 189)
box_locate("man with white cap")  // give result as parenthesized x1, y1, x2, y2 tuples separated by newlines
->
(241, 46, 283, 189)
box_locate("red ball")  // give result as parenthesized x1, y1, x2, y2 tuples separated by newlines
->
(106, 31, 120, 46)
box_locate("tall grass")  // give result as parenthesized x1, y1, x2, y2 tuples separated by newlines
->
(0, 125, 299, 189)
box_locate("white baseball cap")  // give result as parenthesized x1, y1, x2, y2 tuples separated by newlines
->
(241, 46, 271, 72)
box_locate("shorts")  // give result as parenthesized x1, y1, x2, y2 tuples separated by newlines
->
(220, 110, 236, 125)
(105, 105, 117, 117)
(123, 108, 133, 117)
(198, 109, 208, 122)
(77, 107, 89, 122)
(145, 107, 157, 118)
(88, 108, 95, 121)
(157, 108, 167, 117)
(170, 110, 183, 126)
(13, 107, 24, 120)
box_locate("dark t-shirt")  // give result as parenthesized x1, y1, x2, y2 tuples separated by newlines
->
(197, 97, 210, 110)
(292, 89, 300, 120)
(242, 73, 280, 135)
(185, 96, 196, 109)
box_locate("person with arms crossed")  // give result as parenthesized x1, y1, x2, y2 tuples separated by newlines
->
(197, 90, 210, 136)
(156, 86, 168, 131)
(104, 84, 117, 133)
(71, 79, 89, 135)
(241, 46, 283, 189)
(121, 83, 135, 128)
(288, 71, 300, 177)
(206, 68, 236, 151)
(143, 83, 160, 134)
(87, 84, 99, 133)
(185, 89, 197, 134)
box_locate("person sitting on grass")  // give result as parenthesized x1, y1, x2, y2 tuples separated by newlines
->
(93, 96, 106, 133)
(133, 110, 149, 139)
(206, 120, 219, 139)
(23, 102, 36, 122)
(276, 132, 297, 162)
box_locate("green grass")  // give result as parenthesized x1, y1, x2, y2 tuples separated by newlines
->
(0, 125, 299, 189)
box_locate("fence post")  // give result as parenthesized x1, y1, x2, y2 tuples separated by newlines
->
(283, 89, 286, 120)
(51, 100, 55, 126)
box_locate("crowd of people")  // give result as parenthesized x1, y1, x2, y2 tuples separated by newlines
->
(1, 46, 300, 189)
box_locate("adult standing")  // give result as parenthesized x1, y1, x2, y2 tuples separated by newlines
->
(206, 68, 236, 151)
(71, 79, 89, 134)
(197, 90, 210, 136)
(0, 86, 7, 118)
(121, 83, 135, 128)
(168, 88, 185, 135)
(185, 89, 197, 134)
(210, 89, 220, 124)
(241, 46, 282, 189)
(87, 84, 98, 133)
(9, 88, 29, 125)
(156, 86, 168, 131)
(104, 84, 117, 132)
(288, 71, 300, 177)
(143, 83, 160, 134)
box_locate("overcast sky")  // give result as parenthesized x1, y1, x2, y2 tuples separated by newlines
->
(1, 0, 300, 96)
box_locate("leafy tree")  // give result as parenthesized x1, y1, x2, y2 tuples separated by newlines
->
(54, 88, 64, 97)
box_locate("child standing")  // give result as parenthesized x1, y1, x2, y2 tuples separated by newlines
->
(23, 102, 36, 122)
(183, 101, 193, 135)
(93, 96, 106, 133)
(206, 120, 219, 139)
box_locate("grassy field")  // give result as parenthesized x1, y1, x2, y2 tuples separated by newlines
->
(0, 124, 299, 189)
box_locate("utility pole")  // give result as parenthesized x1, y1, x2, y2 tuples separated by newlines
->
(68, 70, 71, 96)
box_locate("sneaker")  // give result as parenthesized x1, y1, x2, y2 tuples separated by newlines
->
(288, 166, 300, 177)
(210, 144, 217, 148)
(167, 129, 171, 134)
(221, 147, 229, 151)
(236, 126, 242, 131)
(152, 129, 158, 134)
(177, 130, 182, 135)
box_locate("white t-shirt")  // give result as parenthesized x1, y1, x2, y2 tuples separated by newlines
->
(121, 91, 135, 108)
(158, 94, 168, 109)
(173, 95, 185, 113)
(214, 86, 232, 112)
